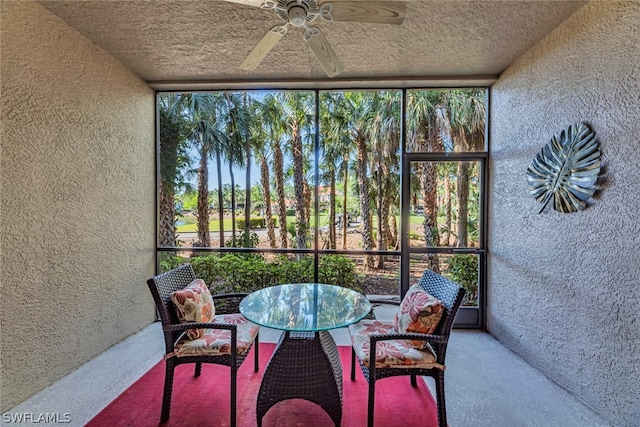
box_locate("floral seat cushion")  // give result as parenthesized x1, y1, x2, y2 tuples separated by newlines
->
(170, 279, 215, 340)
(393, 284, 444, 349)
(348, 319, 444, 370)
(170, 313, 260, 358)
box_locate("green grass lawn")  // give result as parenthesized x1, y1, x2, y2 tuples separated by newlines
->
(177, 215, 331, 232)
(176, 214, 425, 232)
(176, 217, 237, 232)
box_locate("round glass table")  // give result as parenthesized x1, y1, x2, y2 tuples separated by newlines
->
(240, 283, 371, 427)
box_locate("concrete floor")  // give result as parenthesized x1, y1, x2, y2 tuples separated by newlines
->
(9, 312, 611, 427)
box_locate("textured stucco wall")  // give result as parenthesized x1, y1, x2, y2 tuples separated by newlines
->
(489, 1, 640, 425)
(1, 0, 156, 411)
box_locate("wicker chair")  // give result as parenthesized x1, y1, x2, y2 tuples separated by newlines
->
(147, 263, 260, 425)
(348, 269, 465, 427)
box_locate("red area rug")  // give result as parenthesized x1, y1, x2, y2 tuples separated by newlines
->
(87, 343, 438, 426)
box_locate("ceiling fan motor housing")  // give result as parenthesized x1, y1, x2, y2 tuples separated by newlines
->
(288, 5, 307, 26)
(274, 0, 319, 25)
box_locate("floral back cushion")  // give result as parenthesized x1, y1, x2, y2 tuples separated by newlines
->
(393, 284, 444, 349)
(170, 279, 215, 340)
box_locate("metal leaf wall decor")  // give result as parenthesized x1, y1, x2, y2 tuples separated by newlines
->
(527, 122, 601, 214)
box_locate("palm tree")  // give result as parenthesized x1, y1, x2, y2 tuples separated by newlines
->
(444, 89, 486, 247)
(200, 94, 228, 248)
(260, 94, 289, 248)
(242, 93, 253, 247)
(441, 162, 457, 245)
(406, 90, 453, 272)
(301, 123, 316, 245)
(279, 91, 314, 249)
(250, 100, 277, 247)
(223, 92, 250, 244)
(319, 93, 342, 249)
(158, 93, 190, 247)
(334, 91, 376, 269)
(178, 92, 238, 248)
(322, 92, 355, 250)
(181, 93, 225, 247)
(370, 91, 401, 268)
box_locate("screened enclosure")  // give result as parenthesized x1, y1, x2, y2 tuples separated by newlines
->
(157, 88, 487, 326)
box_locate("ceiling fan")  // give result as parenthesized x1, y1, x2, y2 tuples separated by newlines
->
(222, 0, 407, 77)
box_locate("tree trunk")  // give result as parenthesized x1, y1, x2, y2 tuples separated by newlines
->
(158, 182, 176, 247)
(421, 161, 440, 273)
(457, 162, 470, 247)
(376, 156, 385, 269)
(342, 165, 348, 250)
(197, 144, 211, 247)
(382, 183, 394, 251)
(303, 180, 312, 239)
(389, 213, 398, 250)
(229, 162, 236, 244)
(381, 184, 391, 251)
(419, 105, 450, 272)
(215, 151, 224, 247)
(260, 157, 277, 248)
(244, 136, 251, 248)
(273, 142, 288, 248)
(356, 132, 374, 269)
(456, 129, 470, 248)
(444, 172, 452, 245)
(419, 117, 443, 273)
(158, 105, 180, 248)
(291, 124, 307, 249)
(329, 170, 336, 249)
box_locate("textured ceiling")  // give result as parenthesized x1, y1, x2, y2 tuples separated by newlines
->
(38, 0, 587, 88)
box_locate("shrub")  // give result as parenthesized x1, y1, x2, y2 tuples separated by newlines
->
(446, 254, 478, 298)
(159, 253, 189, 271)
(318, 255, 359, 290)
(160, 253, 361, 294)
(408, 230, 421, 240)
(286, 221, 311, 247)
(234, 217, 266, 229)
(225, 230, 260, 248)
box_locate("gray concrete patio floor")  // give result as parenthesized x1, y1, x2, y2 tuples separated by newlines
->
(9, 303, 610, 427)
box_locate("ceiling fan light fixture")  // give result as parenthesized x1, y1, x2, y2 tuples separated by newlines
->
(288, 5, 307, 27)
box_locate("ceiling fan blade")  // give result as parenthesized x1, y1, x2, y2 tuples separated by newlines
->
(329, 1, 406, 25)
(240, 26, 286, 71)
(305, 29, 344, 78)
(221, 0, 265, 8)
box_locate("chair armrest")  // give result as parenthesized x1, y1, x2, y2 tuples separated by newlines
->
(367, 298, 400, 306)
(363, 297, 400, 319)
(368, 332, 449, 363)
(210, 292, 250, 301)
(210, 292, 249, 314)
(369, 332, 448, 345)
(165, 321, 238, 333)
(164, 322, 242, 355)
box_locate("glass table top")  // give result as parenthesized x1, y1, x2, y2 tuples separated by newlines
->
(239, 283, 372, 332)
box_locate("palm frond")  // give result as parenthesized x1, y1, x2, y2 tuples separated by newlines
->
(527, 122, 601, 213)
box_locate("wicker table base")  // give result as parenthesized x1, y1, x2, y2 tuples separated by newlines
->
(256, 330, 343, 427)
